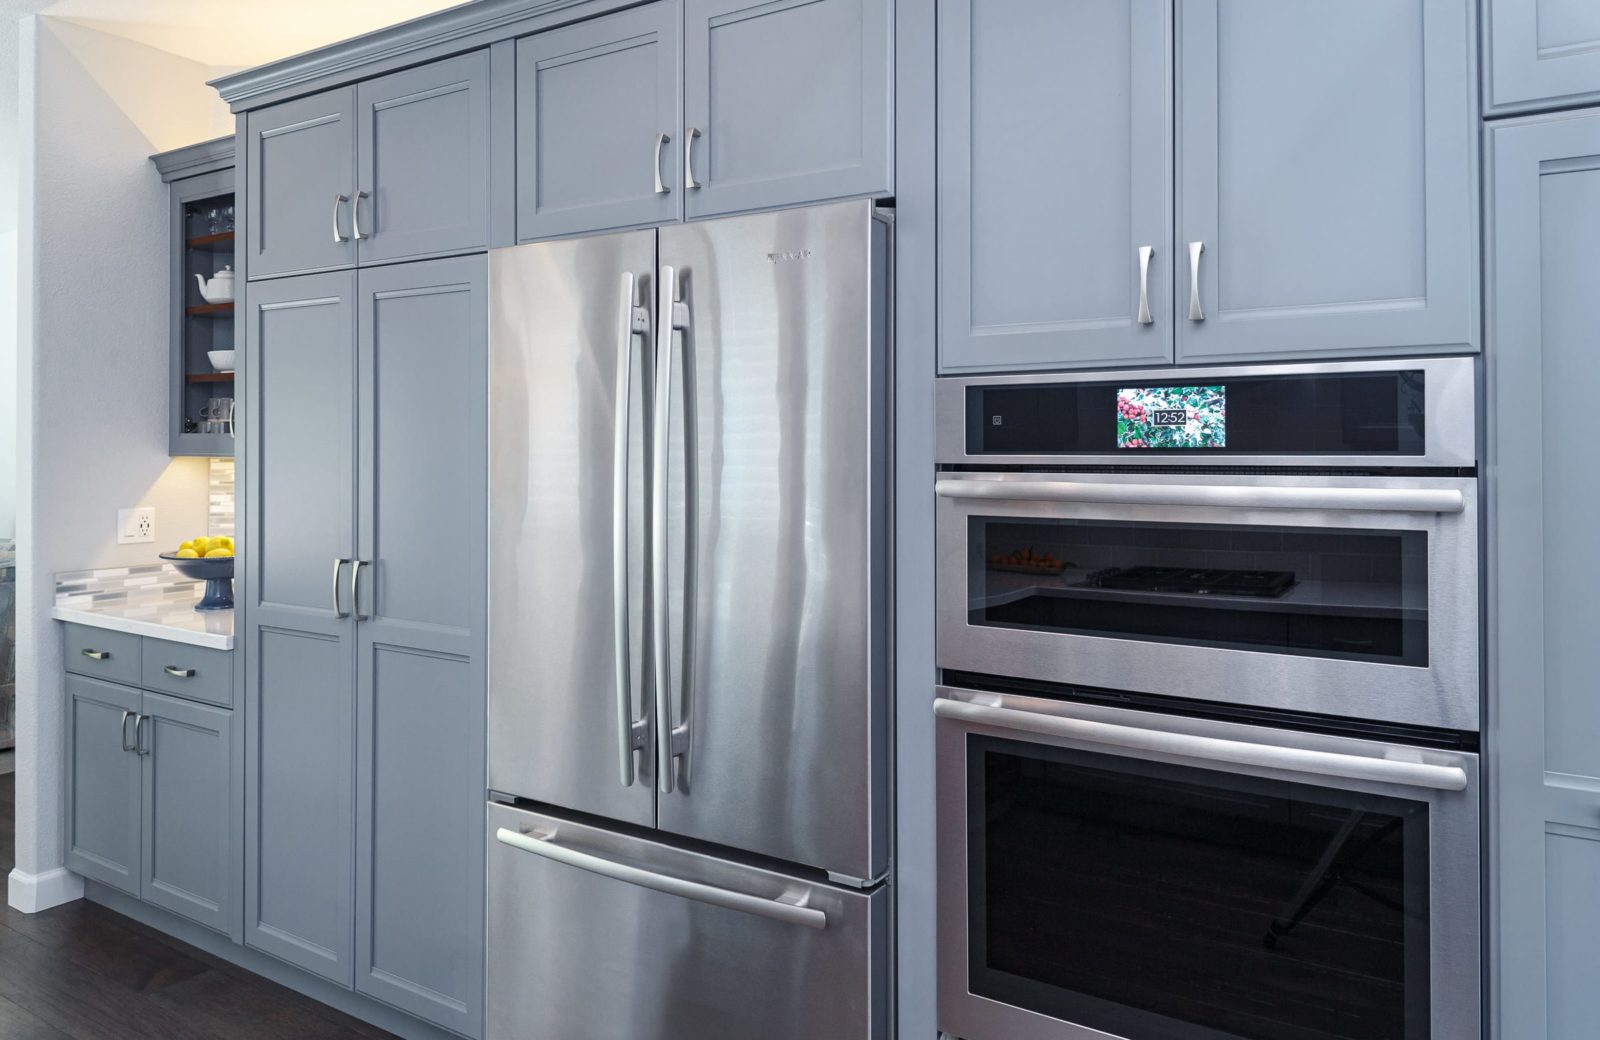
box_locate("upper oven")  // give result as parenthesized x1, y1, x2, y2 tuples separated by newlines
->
(935, 358, 1479, 732)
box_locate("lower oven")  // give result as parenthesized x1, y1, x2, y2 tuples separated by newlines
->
(934, 685, 1480, 1040)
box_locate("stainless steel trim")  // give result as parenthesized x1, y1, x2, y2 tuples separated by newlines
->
(134, 714, 149, 756)
(332, 193, 348, 243)
(494, 826, 828, 929)
(684, 126, 701, 189)
(162, 666, 196, 679)
(1187, 240, 1204, 320)
(935, 476, 1465, 514)
(351, 559, 369, 622)
(352, 189, 370, 240)
(614, 272, 649, 788)
(120, 710, 134, 753)
(1136, 245, 1154, 325)
(934, 696, 1468, 791)
(80, 649, 109, 662)
(653, 132, 670, 194)
(331, 558, 349, 618)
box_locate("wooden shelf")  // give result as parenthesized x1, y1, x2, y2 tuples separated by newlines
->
(186, 301, 234, 316)
(186, 230, 235, 248)
(186, 372, 236, 383)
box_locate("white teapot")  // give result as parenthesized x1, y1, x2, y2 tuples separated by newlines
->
(194, 265, 235, 303)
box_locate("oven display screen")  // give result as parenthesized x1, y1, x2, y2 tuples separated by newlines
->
(1117, 385, 1226, 449)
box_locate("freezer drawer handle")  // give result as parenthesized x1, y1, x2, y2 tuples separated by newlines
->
(933, 698, 1469, 792)
(494, 827, 828, 929)
(934, 478, 1465, 515)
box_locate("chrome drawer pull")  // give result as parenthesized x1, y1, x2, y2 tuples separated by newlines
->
(1136, 245, 1154, 325)
(934, 478, 1465, 515)
(80, 649, 110, 661)
(332, 193, 349, 243)
(163, 666, 196, 679)
(121, 711, 135, 752)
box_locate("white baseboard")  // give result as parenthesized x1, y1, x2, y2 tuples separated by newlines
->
(7, 866, 85, 913)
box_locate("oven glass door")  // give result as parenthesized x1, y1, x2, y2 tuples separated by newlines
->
(968, 733, 1432, 1040)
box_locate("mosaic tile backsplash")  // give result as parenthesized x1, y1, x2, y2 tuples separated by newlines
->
(54, 563, 209, 613)
(209, 458, 236, 539)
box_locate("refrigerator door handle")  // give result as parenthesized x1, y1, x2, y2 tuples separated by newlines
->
(494, 826, 828, 929)
(615, 272, 651, 788)
(652, 264, 693, 795)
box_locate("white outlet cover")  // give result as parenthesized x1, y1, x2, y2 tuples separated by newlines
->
(117, 507, 156, 545)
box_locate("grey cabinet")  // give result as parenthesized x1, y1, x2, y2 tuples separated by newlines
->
(1175, 0, 1477, 364)
(140, 692, 234, 935)
(65, 675, 143, 896)
(1486, 0, 1600, 115)
(684, 0, 893, 219)
(1486, 108, 1600, 1040)
(937, 0, 1173, 373)
(246, 88, 359, 279)
(516, 4, 682, 240)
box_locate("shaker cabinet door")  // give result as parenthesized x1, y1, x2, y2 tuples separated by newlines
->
(1486, 109, 1600, 1040)
(140, 692, 235, 937)
(356, 52, 492, 264)
(1175, 0, 1478, 363)
(937, 0, 1174, 373)
(1486, 0, 1600, 114)
(65, 676, 143, 896)
(683, 0, 893, 219)
(245, 88, 358, 279)
(515, 3, 682, 240)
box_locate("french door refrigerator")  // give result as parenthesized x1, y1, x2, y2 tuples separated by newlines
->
(485, 200, 892, 1040)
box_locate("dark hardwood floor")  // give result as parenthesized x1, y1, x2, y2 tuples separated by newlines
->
(0, 771, 399, 1040)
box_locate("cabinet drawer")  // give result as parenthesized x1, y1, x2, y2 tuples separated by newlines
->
(141, 639, 233, 708)
(63, 624, 142, 686)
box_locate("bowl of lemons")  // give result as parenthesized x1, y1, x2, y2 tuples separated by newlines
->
(160, 536, 236, 611)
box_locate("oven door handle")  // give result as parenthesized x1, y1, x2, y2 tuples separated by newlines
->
(934, 478, 1464, 515)
(933, 698, 1469, 792)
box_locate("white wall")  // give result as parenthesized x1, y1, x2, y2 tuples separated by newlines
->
(0, 228, 16, 541)
(10, 15, 217, 910)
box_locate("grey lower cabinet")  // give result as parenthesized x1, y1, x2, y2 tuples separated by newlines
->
(1486, 108, 1600, 1040)
(65, 675, 143, 895)
(243, 256, 486, 1038)
(1485, 0, 1600, 115)
(683, 0, 893, 219)
(937, 0, 1174, 373)
(515, 3, 682, 240)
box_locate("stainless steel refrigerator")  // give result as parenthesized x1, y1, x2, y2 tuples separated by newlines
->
(485, 200, 892, 1040)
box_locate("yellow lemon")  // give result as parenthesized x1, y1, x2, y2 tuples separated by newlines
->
(203, 547, 233, 558)
(220, 536, 234, 549)
(192, 537, 212, 554)
(178, 540, 195, 553)
(176, 548, 199, 559)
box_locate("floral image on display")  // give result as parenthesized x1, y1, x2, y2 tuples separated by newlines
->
(1117, 385, 1226, 449)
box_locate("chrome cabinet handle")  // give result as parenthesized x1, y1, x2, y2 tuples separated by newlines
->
(614, 272, 651, 788)
(653, 132, 670, 194)
(495, 827, 827, 929)
(121, 710, 135, 753)
(332, 193, 349, 243)
(933, 697, 1468, 792)
(1187, 241, 1205, 321)
(934, 478, 1466, 515)
(684, 127, 701, 190)
(352, 190, 370, 240)
(1136, 245, 1154, 325)
(331, 558, 350, 618)
(351, 560, 369, 622)
(134, 714, 150, 756)
(652, 265, 693, 794)
(80, 649, 110, 661)
(163, 666, 196, 679)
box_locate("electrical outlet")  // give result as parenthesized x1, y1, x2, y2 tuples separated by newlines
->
(117, 507, 156, 545)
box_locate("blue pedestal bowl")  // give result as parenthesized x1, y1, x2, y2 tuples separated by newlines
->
(159, 553, 235, 611)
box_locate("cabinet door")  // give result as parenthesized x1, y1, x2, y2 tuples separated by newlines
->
(516, 4, 682, 241)
(64, 675, 142, 896)
(245, 88, 358, 279)
(356, 52, 491, 265)
(938, 0, 1173, 373)
(1486, 0, 1600, 114)
(353, 257, 487, 1037)
(140, 692, 235, 937)
(242, 271, 358, 986)
(683, 0, 892, 218)
(1486, 110, 1600, 1040)
(1175, 0, 1477, 363)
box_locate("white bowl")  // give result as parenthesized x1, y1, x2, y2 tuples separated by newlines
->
(208, 350, 236, 373)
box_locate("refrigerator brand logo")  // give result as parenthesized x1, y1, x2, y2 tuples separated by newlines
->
(766, 249, 814, 263)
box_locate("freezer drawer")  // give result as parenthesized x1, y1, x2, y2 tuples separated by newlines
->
(486, 802, 889, 1040)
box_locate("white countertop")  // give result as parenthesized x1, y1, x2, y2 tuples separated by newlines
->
(53, 590, 234, 650)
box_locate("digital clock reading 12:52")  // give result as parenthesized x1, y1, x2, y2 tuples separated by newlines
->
(1117, 385, 1227, 449)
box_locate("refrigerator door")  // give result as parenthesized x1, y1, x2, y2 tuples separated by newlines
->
(488, 230, 657, 827)
(653, 201, 890, 881)
(486, 801, 889, 1040)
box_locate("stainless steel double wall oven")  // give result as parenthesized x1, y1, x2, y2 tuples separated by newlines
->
(933, 358, 1482, 1040)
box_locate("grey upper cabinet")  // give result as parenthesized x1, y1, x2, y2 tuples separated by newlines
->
(1175, 0, 1478, 364)
(246, 88, 358, 279)
(683, 0, 893, 219)
(1486, 0, 1600, 115)
(1486, 108, 1600, 1040)
(140, 692, 235, 936)
(242, 271, 358, 986)
(937, 0, 1174, 373)
(356, 52, 492, 264)
(65, 675, 143, 896)
(352, 257, 487, 1037)
(516, 4, 682, 241)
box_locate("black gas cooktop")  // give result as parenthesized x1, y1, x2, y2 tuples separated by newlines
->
(1083, 566, 1296, 598)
